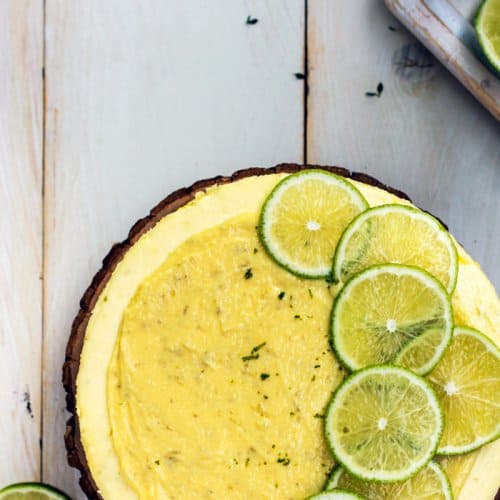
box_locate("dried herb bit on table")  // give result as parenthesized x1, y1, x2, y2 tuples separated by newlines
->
(365, 82, 384, 98)
(294, 72, 305, 80)
(246, 16, 258, 25)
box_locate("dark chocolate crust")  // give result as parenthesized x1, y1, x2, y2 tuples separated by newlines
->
(62, 164, 414, 499)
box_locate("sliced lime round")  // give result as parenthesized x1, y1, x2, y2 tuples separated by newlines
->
(325, 365, 443, 482)
(259, 170, 368, 278)
(331, 264, 453, 375)
(475, 0, 500, 76)
(428, 326, 500, 454)
(332, 205, 458, 294)
(0, 483, 70, 500)
(326, 461, 453, 499)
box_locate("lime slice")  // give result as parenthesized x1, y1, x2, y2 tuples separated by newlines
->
(258, 170, 368, 278)
(308, 490, 365, 500)
(428, 326, 500, 454)
(332, 205, 458, 294)
(326, 461, 453, 499)
(0, 483, 70, 500)
(331, 264, 453, 375)
(475, 0, 500, 76)
(394, 327, 452, 376)
(325, 366, 443, 482)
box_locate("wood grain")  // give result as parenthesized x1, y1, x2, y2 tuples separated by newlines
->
(0, 0, 43, 486)
(307, 0, 500, 290)
(43, 1, 304, 495)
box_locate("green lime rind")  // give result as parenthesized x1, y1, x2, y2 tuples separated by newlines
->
(325, 365, 444, 483)
(307, 488, 365, 500)
(332, 204, 458, 295)
(258, 169, 368, 279)
(430, 326, 500, 455)
(474, 0, 500, 77)
(326, 461, 453, 500)
(330, 264, 453, 375)
(0, 482, 70, 500)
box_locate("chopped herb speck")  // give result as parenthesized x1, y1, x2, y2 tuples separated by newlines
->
(252, 342, 266, 353)
(154, 459, 160, 466)
(244, 268, 253, 279)
(242, 342, 266, 362)
(308, 288, 313, 298)
(246, 15, 258, 25)
(294, 315, 301, 319)
(278, 291, 285, 300)
(242, 353, 259, 362)
(253, 247, 258, 254)
(314, 413, 325, 419)
(260, 373, 270, 380)
(294, 72, 305, 79)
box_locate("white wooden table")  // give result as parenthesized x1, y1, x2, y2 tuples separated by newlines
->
(1, 1, 498, 498)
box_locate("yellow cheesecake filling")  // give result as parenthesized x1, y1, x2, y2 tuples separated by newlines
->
(76, 174, 500, 499)
(108, 214, 341, 498)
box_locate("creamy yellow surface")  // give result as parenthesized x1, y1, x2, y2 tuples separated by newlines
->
(76, 174, 500, 499)
(109, 214, 341, 498)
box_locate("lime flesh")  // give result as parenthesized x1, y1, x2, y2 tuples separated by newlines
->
(333, 205, 458, 294)
(331, 264, 453, 375)
(326, 461, 453, 499)
(0, 483, 69, 500)
(428, 326, 500, 454)
(259, 170, 368, 278)
(475, 0, 500, 75)
(325, 366, 443, 482)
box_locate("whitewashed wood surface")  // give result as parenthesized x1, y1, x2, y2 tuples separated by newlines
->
(0, 0, 498, 498)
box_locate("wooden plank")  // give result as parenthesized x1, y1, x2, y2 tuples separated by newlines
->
(384, 0, 499, 120)
(0, 0, 43, 486)
(307, 0, 500, 290)
(43, 0, 304, 495)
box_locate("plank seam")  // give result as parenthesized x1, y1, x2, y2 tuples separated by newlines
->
(41, 0, 47, 482)
(303, 0, 309, 163)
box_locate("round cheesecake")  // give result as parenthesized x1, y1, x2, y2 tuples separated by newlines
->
(63, 164, 500, 499)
